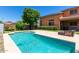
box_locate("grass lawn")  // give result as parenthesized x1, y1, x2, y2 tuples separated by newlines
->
(44, 30, 79, 35)
(75, 32, 79, 34)
(3, 30, 30, 33)
(4, 29, 79, 36)
(47, 30, 59, 32)
(3, 31, 13, 33)
(37, 29, 59, 32)
(4, 29, 59, 33)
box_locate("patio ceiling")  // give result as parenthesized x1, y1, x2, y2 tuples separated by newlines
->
(60, 15, 79, 21)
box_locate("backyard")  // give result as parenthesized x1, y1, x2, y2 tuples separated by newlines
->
(1, 7, 79, 53)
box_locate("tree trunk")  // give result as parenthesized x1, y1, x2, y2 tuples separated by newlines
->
(29, 24, 32, 30)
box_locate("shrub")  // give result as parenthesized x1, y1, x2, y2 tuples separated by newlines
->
(4, 27, 14, 31)
(38, 26, 59, 30)
(52, 27, 59, 30)
(16, 21, 26, 30)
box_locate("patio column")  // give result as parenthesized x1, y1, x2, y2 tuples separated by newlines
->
(37, 19, 40, 27)
(77, 21, 79, 31)
(0, 24, 4, 53)
(77, 21, 79, 26)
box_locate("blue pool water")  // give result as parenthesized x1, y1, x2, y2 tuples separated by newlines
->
(10, 32, 75, 53)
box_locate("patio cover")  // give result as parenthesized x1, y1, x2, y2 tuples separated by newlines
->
(60, 15, 79, 21)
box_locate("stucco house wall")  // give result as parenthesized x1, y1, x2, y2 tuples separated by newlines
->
(0, 24, 4, 53)
(40, 13, 63, 29)
(40, 7, 79, 30)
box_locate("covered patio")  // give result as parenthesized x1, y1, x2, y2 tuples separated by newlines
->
(60, 15, 79, 30)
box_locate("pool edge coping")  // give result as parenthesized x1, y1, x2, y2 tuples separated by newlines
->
(3, 33, 21, 53)
(3, 30, 79, 53)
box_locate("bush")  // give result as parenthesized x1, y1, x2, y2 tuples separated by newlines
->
(38, 26, 59, 30)
(16, 21, 26, 30)
(4, 27, 15, 31)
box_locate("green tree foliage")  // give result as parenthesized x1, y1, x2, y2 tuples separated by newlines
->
(0, 20, 3, 23)
(16, 21, 26, 30)
(22, 8, 40, 29)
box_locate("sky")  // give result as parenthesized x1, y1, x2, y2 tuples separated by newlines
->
(0, 6, 75, 22)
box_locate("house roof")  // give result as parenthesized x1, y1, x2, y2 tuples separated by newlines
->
(40, 7, 79, 19)
(40, 12, 63, 19)
(4, 21, 15, 24)
(62, 6, 79, 12)
(60, 15, 79, 21)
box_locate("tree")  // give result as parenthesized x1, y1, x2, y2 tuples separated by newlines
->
(0, 20, 3, 23)
(22, 8, 40, 30)
(16, 21, 26, 30)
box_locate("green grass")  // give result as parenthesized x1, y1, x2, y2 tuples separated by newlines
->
(37, 29, 59, 32)
(44, 30, 79, 35)
(3, 31, 13, 33)
(4, 30, 29, 33)
(48, 30, 59, 32)
(75, 32, 79, 34)
(4, 29, 79, 35)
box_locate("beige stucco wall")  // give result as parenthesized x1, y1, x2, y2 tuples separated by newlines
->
(0, 24, 4, 53)
(40, 14, 62, 29)
(0, 33, 4, 53)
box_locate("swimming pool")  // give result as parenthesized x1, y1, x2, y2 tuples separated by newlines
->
(9, 32, 75, 53)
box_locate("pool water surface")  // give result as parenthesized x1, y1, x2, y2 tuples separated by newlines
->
(10, 32, 75, 53)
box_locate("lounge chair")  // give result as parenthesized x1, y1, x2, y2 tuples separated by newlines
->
(58, 30, 74, 37)
(58, 31, 65, 35)
(64, 30, 74, 37)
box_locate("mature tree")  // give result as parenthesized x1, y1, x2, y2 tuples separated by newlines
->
(0, 20, 3, 23)
(16, 21, 26, 30)
(22, 8, 40, 30)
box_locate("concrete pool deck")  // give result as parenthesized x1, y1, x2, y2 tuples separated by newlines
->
(3, 30, 79, 53)
(3, 33, 21, 53)
(33, 30, 79, 52)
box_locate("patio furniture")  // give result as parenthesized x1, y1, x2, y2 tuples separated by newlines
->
(58, 30, 74, 37)
(58, 31, 65, 35)
(64, 30, 74, 37)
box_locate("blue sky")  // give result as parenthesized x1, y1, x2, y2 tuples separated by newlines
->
(0, 6, 75, 22)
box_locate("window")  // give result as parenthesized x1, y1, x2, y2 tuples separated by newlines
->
(48, 19, 54, 26)
(70, 9, 77, 15)
(70, 22, 77, 26)
(40, 20, 42, 26)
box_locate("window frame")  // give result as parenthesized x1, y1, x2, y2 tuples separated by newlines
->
(48, 19, 54, 26)
(70, 9, 77, 15)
